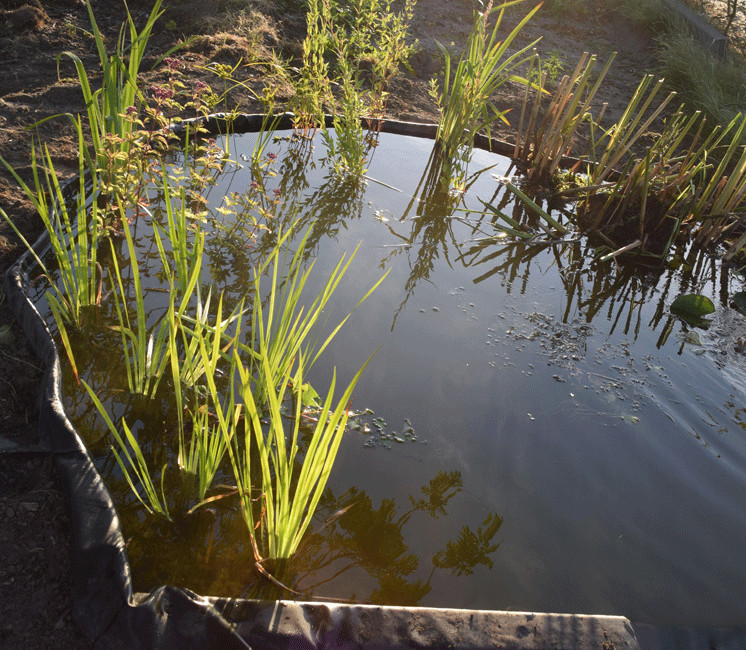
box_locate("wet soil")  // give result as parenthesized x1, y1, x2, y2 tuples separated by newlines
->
(0, 0, 738, 645)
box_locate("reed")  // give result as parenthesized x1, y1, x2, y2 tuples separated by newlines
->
(515, 52, 616, 183)
(431, 0, 540, 161)
(0, 120, 101, 379)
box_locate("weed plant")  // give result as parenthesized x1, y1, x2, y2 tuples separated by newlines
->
(290, 0, 416, 174)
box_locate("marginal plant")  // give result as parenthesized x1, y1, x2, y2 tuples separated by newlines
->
(430, 0, 540, 163)
(0, 120, 101, 380)
(291, 0, 416, 171)
(515, 51, 616, 183)
(322, 50, 368, 176)
(231, 344, 374, 561)
(108, 204, 172, 398)
(586, 75, 676, 186)
(83, 381, 172, 519)
(57, 0, 165, 186)
(293, 0, 333, 132)
(239, 229, 387, 411)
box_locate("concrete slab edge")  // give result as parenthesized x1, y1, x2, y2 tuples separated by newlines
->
(202, 598, 640, 649)
(662, 0, 728, 58)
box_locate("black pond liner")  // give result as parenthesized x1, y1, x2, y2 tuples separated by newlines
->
(4, 114, 640, 649)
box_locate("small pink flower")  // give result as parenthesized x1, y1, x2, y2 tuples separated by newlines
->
(125, 105, 137, 116)
(164, 57, 181, 71)
(266, 152, 277, 161)
(151, 86, 175, 101)
(250, 181, 260, 190)
(273, 189, 282, 198)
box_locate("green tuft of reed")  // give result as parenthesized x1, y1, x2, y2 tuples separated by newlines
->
(0, 119, 102, 380)
(515, 51, 616, 183)
(430, 0, 541, 162)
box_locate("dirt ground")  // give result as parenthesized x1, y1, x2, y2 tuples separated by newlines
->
(0, 0, 739, 645)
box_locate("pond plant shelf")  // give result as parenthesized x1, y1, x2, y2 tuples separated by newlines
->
(3, 115, 646, 649)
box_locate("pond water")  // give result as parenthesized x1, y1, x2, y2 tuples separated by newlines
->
(59, 129, 746, 627)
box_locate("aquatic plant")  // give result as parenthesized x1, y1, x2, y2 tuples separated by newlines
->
(514, 51, 616, 183)
(291, 0, 416, 173)
(430, 0, 540, 162)
(503, 45, 746, 260)
(0, 121, 101, 380)
(57, 0, 166, 186)
(79, 182, 385, 557)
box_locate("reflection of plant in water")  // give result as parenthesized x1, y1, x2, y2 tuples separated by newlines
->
(114, 468, 503, 603)
(384, 147, 491, 326)
(433, 513, 503, 576)
(284, 470, 503, 605)
(459, 217, 739, 352)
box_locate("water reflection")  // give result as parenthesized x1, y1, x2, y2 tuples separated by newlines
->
(120, 468, 503, 606)
(47, 129, 746, 624)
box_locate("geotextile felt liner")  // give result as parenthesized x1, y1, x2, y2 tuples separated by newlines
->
(4, 115, 639, 649)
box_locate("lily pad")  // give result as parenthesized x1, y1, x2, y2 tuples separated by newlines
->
(733, 291, 746, 316)
(671, 294, 715, 319)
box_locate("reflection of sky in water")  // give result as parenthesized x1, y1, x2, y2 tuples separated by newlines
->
(69, 130, 746, 625)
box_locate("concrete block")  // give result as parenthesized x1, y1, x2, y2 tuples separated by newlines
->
(662, 0, 729, 58)
(210, 599, 642, 649)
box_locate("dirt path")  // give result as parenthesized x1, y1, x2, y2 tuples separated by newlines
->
(0, 0, 733, 645)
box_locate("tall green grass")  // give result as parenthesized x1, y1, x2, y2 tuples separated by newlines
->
(430, 0, 540, 161)
(0, 120, 101, 380)
(58, 0, 165, 178)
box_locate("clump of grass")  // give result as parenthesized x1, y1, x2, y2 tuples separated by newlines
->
(429, 0, 540, 162)
(655, 29, 746, 126)
(0, 121, 101, 380)
(619, 0, 746, 126)
(515, 51, 616, 183)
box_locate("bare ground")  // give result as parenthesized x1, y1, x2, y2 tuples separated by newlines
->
(0, 0, 738, 645)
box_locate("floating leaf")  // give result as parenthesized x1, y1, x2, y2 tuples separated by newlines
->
(733, 291, 746, 316)
(670, 294, 715, 319)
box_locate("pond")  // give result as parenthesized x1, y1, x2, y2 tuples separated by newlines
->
(56, 127, 746, 628)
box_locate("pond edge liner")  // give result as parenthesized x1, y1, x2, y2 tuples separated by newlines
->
(3, 114, 639, 649)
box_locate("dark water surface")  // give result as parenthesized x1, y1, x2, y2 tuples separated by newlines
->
(62, 130, 746, 626)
